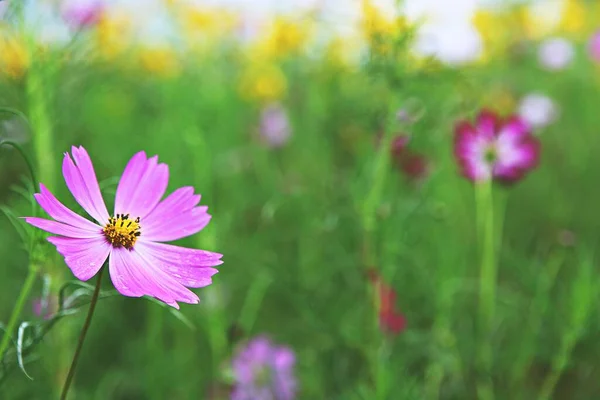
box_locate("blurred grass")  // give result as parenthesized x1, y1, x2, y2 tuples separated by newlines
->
(1, 1, 600, 399)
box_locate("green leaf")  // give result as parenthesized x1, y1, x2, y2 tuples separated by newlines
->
(143, 296, 196, 331)
(0, 205, 28, 244)
(16, 322, 34, 380)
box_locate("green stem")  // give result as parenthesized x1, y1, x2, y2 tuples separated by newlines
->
(26, 54, 56, 190)
(60, 267, 105, 400)
(0, 268, 37, 360)
(476, 179, 496, 400)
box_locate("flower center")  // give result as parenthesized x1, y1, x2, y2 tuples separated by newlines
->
(103, 213, 141, 250)
(483, 145, 498, 164)
(254, 365, 273, 387)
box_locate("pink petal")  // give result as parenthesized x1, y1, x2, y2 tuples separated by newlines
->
(454, 124, 493, 182)
(63, 147, 109, 225)
(494, 137, 540, 181)
(109, 247, 200, 309)
(24, 217, 102, 238)
(136, 241, 223, 266)
(34, 184, 101, 232)
(497, 117, 531, 142)
(114, 152, 169, 219)
(114, 151, 146, 214)
(141, 187, 200, 228)
(47, 236, 110, 280)
(141, 206, 211, 242)
(476, 110, 500, 139)
(274, 347, 296, 370)
(136, 241, 221, 287)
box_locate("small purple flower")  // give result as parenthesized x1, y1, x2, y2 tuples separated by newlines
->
(61, 0, 104, 29)
(518, 93, 558, 129)
(231, 336, 296, 400)
(588, 30, 600, 62)
(259, 103, 291, 148)
(538, 37, 574, 71)
(454, 110, 540, 183)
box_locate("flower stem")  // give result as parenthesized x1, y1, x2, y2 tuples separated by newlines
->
(476, 179, 496, 400)
(0, 268, 37, 360)
(60, 267, 105, 400)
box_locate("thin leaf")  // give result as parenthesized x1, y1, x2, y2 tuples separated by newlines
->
(0, 205, 28, 244)
(16, 322, 34, 380)
(10, 183, 33, 203)
(144, 296, 196, 330)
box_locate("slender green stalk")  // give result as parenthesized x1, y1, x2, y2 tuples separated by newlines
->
(26, 64, 56, 191)
(510, 250, 565, 390)
(60, 267, 105, 400)
(476, 179, 495, 400)
(538, 253, 595, 400)
(0, 268, 38, 360)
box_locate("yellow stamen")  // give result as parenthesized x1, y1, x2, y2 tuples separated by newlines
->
(103, 213, 141, 249)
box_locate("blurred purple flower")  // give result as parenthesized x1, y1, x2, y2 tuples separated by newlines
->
(231, 336, 296, 400)
(32, 295, 59, 320)
(61, 0, 104, 28)
(588, 30, 600, 62)
(538, 37, 574, 71)
(518, 93, 558, 129)
(259, 103, 291, 148)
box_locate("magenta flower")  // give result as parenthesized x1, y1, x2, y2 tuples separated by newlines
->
(25, 146, 223, 309)
(588, 30, 600, 62)
(61, 0, 104, 28)
(231, 336, 297, 400)
(454, 110, 540, 183)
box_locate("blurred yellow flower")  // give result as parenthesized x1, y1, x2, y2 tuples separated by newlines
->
(95, 13, 131, 60)
(138, 47, 180, 78)
(178, 5, 238, 44)
(473, 7, 530, 61)
(253, 17, 311, 60)
(239, 62, 287, 103)
(324, 37, 361, 70)
(361, 0, 409, 55)
(560, 0, 586, 35)
(482, 87, 516, 115)
(0, 34, 29, 79)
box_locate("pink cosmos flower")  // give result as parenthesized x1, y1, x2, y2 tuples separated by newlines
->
(61, 0, 104, 28)
(25, 146, 223, 309)
(231, 336, 296, 400)
(588, 30, 600, 62)
(454, 110, 540, 183)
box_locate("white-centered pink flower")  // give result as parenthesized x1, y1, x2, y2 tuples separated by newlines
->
(454, 110, 540, 183)
(25, 146, 223, 309)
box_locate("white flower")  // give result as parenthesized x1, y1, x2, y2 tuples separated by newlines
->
(538, 37, 574, 71)
(518, 93, 558, 129)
